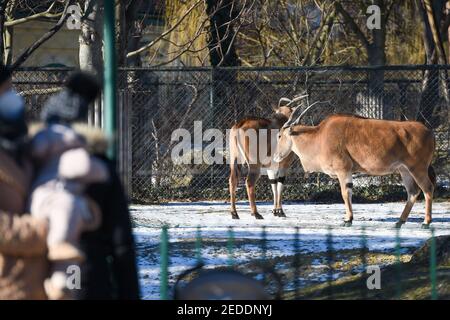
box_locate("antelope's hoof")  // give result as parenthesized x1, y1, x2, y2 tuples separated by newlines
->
(231, 212, 240, 220)
(277, 209, 286, 218)
(421, 223, 431, 230)
(253, 212, 264, 220)
(271, 209, 279, 217)
(341, 220, 352, 227)
(394, 220, 405, 229)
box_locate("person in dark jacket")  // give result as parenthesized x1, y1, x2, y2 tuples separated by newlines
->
(61, 72, 140, 299)
(80, 156, 140, 299)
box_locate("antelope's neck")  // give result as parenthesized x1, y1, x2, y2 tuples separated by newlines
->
(290, 127, 320, 170)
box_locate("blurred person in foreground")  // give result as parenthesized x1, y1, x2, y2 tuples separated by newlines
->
(28, 75, 111, 299)
(0, 65, 48, 299)
(59, 72, 140, 299)
(0, 68, 139, 300)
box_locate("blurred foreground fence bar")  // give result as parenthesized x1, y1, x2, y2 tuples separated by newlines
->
(430, 227, 437, 300)
(13, 65, 450, 203)
(160, 225, 169, 300)
(159, 225, 441, 300)
(395, 228, 402, 299)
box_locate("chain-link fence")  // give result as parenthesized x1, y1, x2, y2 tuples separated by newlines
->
(12, 65, 450, 204)
(13, 67, 70, 121)
(116, 66, 450, 203)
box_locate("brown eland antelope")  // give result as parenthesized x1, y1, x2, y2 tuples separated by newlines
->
(273, 104, 436, 228)
(228, 96, 307, 219)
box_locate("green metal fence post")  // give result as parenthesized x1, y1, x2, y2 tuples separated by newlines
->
(227, 226, 234, 266)
(261, 226, 267, 260)
(160, 226, 169, 300)
(360, 226, 368, 300)
(326, 226, 334, 299)
(261, 226, 267, 285)
(395, 228, 402, 299)
(430, 227, 438, 300)
(195, 226, 203, 264)
(294, 226, 300, 300)
(103, 0, 117, 160)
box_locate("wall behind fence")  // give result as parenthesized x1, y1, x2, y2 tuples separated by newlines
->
(13, 66, 450, 203)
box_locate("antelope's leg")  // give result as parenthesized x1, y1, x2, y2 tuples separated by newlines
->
(276, 168, 287, 217)
(267, 169, 278, 216)
(396, 167, 420, 227)
(229, 164, 239, 219)
(246, 166, 263, 219)
(410, 167, 434, 226)
(337, 173, 353, 226)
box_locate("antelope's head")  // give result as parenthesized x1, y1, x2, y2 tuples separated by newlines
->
(273, 93, 309, 121)
(273, 101, 318, 163)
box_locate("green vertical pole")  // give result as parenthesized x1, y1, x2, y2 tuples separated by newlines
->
(103, 0, 117, 160)
(395, 228, 402, 299)
(430, 227, 438, 300)
(261, 226, 267, 285)
(360, 226, 368, 300)
(160, 226, 169, 300)
(294, 227, 300, 300)
(326, 226, 334, 299)
(195, 226, 203, 264)
(227, 226, 234, 266)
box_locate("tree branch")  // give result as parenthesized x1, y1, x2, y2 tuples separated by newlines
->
(10, 0, 73, 70)
(334, 1, 369, 52)
(0, 0, 10, 65)
(423, 0, 447, 64)
(5, 1, 61, 27)
(126, 0, 203, 58)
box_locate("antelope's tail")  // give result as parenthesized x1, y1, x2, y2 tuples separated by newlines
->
(234, 128, 250, 166)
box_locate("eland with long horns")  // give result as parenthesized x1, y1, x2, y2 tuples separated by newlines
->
(273, 104, 436, 228)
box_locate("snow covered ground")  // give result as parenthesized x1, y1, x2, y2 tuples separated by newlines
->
(131, 201, 450, 299)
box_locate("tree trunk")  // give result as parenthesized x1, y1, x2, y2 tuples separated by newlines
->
(417, 0, 446, 128)
(117, 0, 143, 67)
(367, 43, 386, 119)
(367, 0, 387, 119)
(3, 0, 15, 66)
(0, 0, 9, 65)
(334, 0, 387, 119)
(206, 0, 240, 128)
(79, 0, 104, 126)
(116, 0, 144, 194)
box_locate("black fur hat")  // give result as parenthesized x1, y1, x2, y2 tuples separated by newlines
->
(41, 71, 101, 124)
(66, 71, 101, 104)
(0, 64, 12, 86)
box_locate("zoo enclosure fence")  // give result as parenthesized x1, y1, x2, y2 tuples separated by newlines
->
(13, 65, 450, 203)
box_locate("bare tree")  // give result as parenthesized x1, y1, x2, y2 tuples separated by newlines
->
(416, 0, 449, 128)
(0, 0, 73, 69)
(333, 0, 397, 119)
(79, 0, 103, 75)
(117, 0, 144, 67)
(237, 0, 337, 67)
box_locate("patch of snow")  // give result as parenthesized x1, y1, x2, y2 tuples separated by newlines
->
(132, 201, 450, 299)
